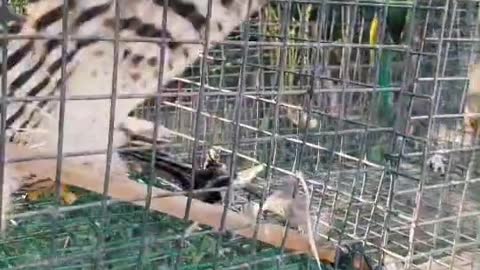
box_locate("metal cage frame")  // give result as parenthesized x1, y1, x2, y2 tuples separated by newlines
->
(0, 0, 479, 269)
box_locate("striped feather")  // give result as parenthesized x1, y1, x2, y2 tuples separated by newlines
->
(1, 0, 268, 230)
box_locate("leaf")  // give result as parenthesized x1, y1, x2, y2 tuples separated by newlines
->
(369, 14, 380, 65)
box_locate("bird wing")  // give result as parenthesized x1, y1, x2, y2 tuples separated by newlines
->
(119, 146, 194, 190)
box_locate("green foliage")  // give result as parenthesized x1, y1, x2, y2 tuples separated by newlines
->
(0, 176, 336, 269)
(10, 0, 28, 13)
(376, 51, 394, 126)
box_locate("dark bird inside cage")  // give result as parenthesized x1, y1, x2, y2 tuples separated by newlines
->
(121, 147, 253, 204)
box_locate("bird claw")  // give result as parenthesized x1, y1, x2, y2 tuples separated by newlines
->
(427, 154, 447, 175)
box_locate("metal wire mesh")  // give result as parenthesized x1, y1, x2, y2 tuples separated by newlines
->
(1, 0, 480, 269)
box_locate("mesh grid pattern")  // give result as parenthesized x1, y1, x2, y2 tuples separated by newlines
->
(1, 0, 480, 269)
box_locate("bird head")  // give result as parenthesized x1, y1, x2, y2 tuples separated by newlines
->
(203, 147, 228, 177)
(207, 148, 221, 163)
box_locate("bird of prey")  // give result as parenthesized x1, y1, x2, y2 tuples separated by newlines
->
(1, 0, 269, 231)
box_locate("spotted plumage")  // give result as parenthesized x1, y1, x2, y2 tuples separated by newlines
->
(1, 0, 268, 230)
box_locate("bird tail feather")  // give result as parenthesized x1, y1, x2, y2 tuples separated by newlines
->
(120, 147, 194, 190)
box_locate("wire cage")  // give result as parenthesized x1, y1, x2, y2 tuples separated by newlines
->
(1, 0, 480, 269)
